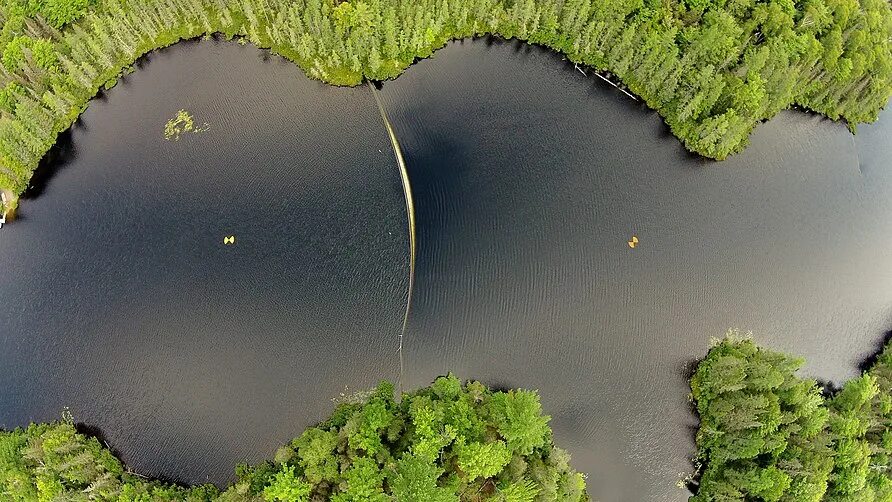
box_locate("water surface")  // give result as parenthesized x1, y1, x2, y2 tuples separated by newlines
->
(1, 37, 891, 502)
(380, 40, 892, 501)
(0, 39, 410, 483)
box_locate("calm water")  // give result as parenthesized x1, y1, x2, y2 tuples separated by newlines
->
(0, 40, 410, 483)
(2, 38, 892, 501)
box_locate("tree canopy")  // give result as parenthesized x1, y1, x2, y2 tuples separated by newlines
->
(690, 334, 892, 501)
(0, 375, 589, 501)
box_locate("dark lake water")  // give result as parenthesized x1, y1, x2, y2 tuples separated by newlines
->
(2, 38, 892, 501)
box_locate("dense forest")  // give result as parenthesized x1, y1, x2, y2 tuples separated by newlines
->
(0, 0, 890, 214)
(0, 376, 588, 501)
(690, 334, 892, 501)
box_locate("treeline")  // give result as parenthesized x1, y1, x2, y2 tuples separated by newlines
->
(690, 334, 892, 501)
(0, 0, 890, 214)
(0, 376, 588, 501)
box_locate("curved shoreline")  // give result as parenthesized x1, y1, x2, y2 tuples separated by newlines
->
(0, 0, 889, 217)
(0, 32, 639, 218)
(1, 377, 590, 499)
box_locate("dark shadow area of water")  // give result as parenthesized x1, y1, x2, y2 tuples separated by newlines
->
(858, 330, 892, 374)
(21, 130, 76, 201)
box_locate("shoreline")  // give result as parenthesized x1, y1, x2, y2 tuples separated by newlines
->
(0, 189, 15, 224)
(0, 0, 887, 212)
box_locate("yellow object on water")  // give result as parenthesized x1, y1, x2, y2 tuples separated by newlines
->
(223, 235, 235, 245)
(628, 236, 639, 248)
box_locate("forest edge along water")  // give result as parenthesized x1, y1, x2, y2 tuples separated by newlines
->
(0, 0, 890, 213)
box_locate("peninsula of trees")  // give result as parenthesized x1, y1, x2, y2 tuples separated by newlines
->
(0, 0, 890, 214)
(690, 334, 892, 501)
(0, 376, 588, 501)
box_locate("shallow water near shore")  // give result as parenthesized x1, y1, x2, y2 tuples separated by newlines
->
(1, 37, 892, 501)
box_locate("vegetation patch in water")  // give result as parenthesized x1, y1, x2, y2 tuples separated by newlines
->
(164, 109, 209, 141)
(0, 0, 891, 214)
(690, 332, 892, 501)
(0, 375, 589, 501)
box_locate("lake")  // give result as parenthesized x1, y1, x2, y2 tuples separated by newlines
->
(1, 37, 891, 501)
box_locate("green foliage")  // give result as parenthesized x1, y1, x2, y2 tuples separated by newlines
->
(0, 422, 216, 501)
(500, 478, 541, 502)
(330, 457, 387, 502)
(0, 0, 890, 208)
(690, 335, 892, 501)
(0, 376, 589, 501)
(290, 428, 339, 485)
(1, 35, 30, 72)
(37, 0, 92, 28)
(457, 440, 512, 480)
(262, 464, 312, 502)
(488, 390, 551, 456)
(163, 109, 208, 141)
(30, 38, 59, 72)
(0, 82, 23, 113)
(690, 334, 833, 501)
(388, 454, 457, 502)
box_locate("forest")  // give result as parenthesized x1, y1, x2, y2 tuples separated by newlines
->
(0, 376, 589, 501)
(690, 334, 892, 501)
(0, 0, 891, 214)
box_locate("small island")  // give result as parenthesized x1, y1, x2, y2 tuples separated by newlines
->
(163, 109, 209, 141)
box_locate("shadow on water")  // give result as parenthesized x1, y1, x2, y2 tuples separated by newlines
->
(662, 126, 710, 166)
(818, 379, 843, 398)
(256, 46, 273, 63)
(816, 327, 892, 396)
(20, 129, 76, 202)
(13, 36, 250, 210)
(75, 422, 199, 487)
(858, 329, 892, 374)
(74, 423, 118, 459)
(1, 39, 412, 487)
(400, 134, 470, 283)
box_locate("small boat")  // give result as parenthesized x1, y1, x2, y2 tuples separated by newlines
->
(0, 192, 6, 228)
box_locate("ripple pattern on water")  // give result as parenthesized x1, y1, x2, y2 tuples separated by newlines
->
(380, 39, 892, 501)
